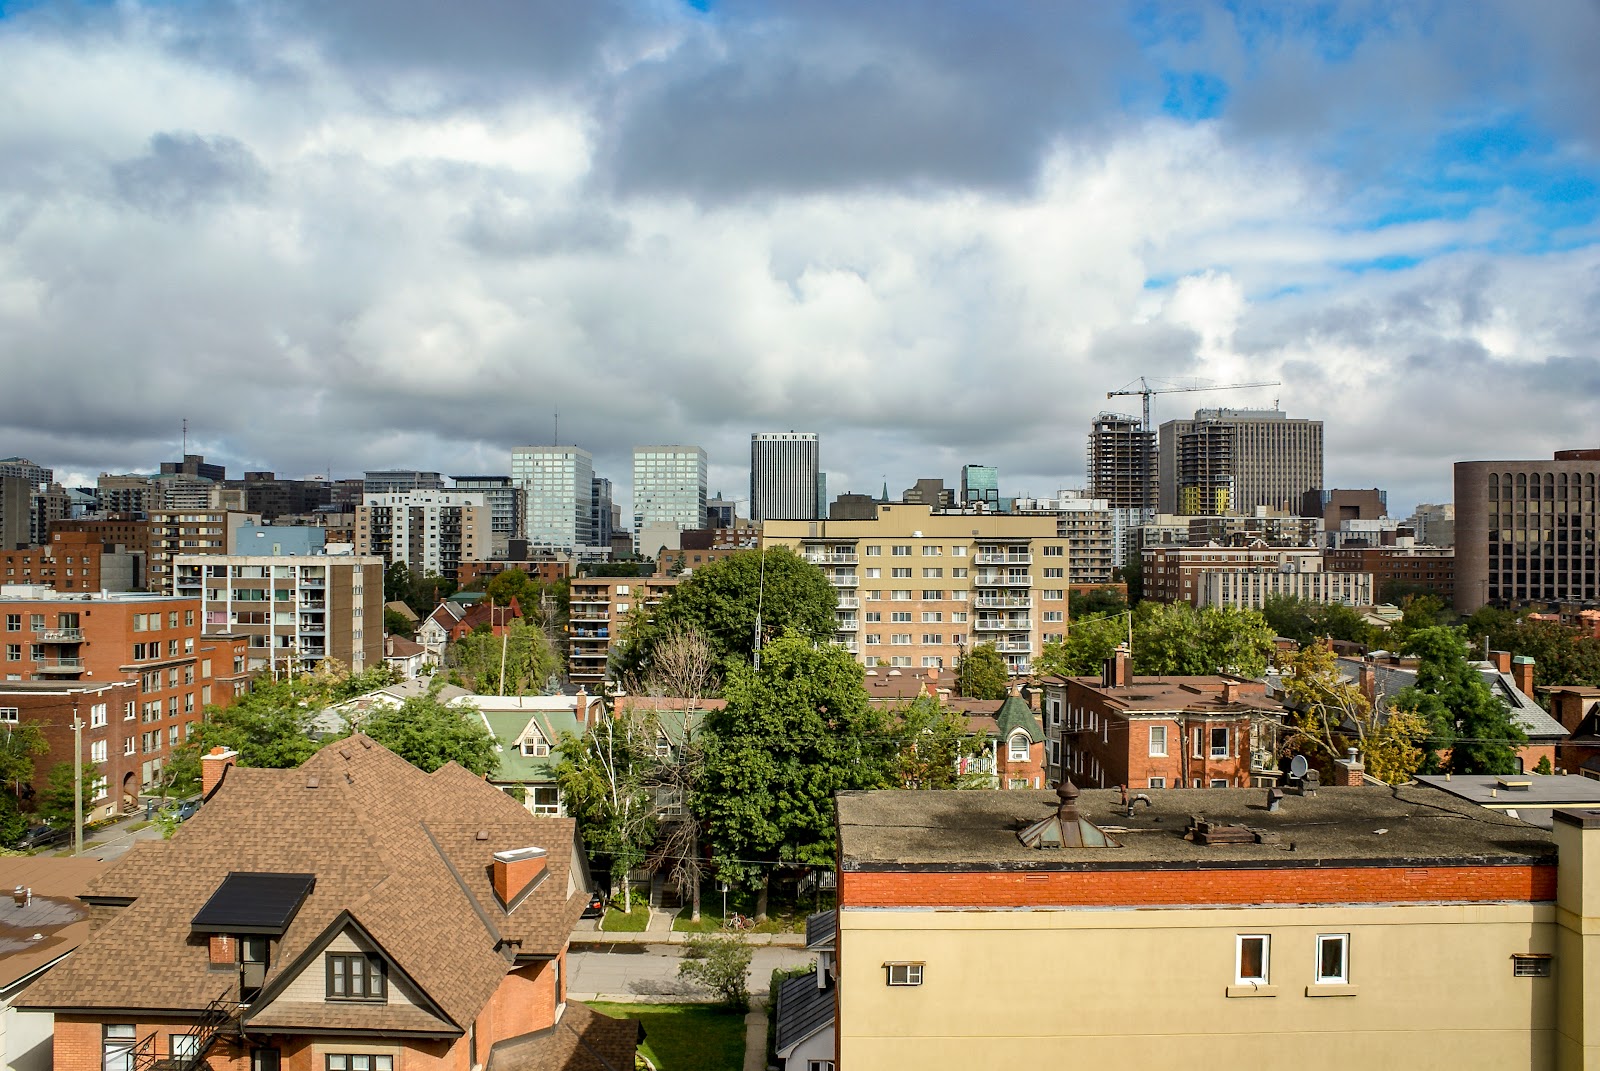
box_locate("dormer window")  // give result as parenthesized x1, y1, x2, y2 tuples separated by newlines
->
(520, 731, 550, 757)
(655, 732, 672, 758)
(327, 953, 386, 1002)
(1008, 732, 1030, 762)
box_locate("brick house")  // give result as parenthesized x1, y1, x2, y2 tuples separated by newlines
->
(17, 737, 637, 1071)
(1039, 650, 1280, 790)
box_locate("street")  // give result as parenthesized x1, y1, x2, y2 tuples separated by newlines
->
(568, 942, 816, 999)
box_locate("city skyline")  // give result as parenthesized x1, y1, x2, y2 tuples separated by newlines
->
(2, 4, 1598, 519)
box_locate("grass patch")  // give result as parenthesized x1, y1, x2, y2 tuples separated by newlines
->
(586, 1001, 746, 1071)
(674, 888, 834, 934)
(124, 821, 152, 833)
(601, 896, 650, 933)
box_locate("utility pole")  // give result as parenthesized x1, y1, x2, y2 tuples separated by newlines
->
(72, 701, 83, 857)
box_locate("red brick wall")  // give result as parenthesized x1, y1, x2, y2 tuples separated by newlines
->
(840, 863, 1557, 909)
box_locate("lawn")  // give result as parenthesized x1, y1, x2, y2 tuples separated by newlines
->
(586, 1001, 746, 1071)
(602, 895, 651, 932)
(674, 888, 834, 934)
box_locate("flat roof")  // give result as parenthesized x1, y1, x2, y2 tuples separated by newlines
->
(1414, 774, 1600, 828)
(837, 786, 1556, 871)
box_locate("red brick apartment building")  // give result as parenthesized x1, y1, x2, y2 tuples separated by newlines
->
(1039, 650, 1282, 790)
(0, 590, 247, 809)
(1, 532, 140, 592)
(1323, 544, 1454, 601)
(18, 739, 637, 1071)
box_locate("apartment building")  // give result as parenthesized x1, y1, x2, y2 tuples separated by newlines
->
(512, 446, 596, 551)
(832, 785, 1598, 1070)
(147, 509, 261, 591)
(173, 555, 382, 675)
(1087, 412, 1156, 513)
(0, 679, 138, 818)
(355, 490, 485, 583)
(566, 575, 679, 688)
(50, 516, 152, 564)
(1143, 545, 1371, 607)
(1158, 408, 1324, 516)
(361, 469, 444, 493)
(0, 532, 138, 592)
(1012, 492, 1117, 586)
(1198, 566, 1375, 611)
(763, 505, 1062, 676)
(1324, 544, 1454, 602)
(450, 476, 523, 557)
(0, 588, 248, 795)
(1455, 451, 1600, 614)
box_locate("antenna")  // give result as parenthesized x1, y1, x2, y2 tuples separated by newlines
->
(553, 409, 559, 446)
(182, 418, 188, 456)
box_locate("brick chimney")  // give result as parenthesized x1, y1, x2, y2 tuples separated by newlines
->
(1512, 655, 1536, 697)
(1334, 748, 1366, 787)
(491, 846, 548, 907)
(201, 746, 238, 798)
(1103, 646, 1131, 690)
(575, 686, 591, 730)
(1489, 650, 1512, 673)
(1358, 663, 1376, 705)
(1221, 681, 1240, 705)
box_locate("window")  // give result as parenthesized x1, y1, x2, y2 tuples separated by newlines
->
(3, 615, 17, 632)
(327, 953, 386, 1001)
(325, 1057, 392, 1071)
(1048, 739, 1060, 766)
(891, 590, 911, 601)
(1043, 567, 1064, 578)
(1512, 954, 1553, 978)
(4, 645, 17, 662)
(891, 634, 912, 645)
(1210, 726, 1229, 758)
(864, 634, 881, 645)
(865, 545, 881, 556)
(529, 785, 560, 815)
(807, 1061, 836, 1071)
(1008, 733, 1030, 761)
(891, 545, 911, 556)
(91, 740, 107, 762)
(0, 707, 16, 724)
(885, 962, 923, 986)
(922, 590, 945, 601)
(655, 733, 672, 758)
(1043, 546, 1064, 556)
(655, 786, 684, 816)
(864, 568, 881, 579)
(521, 732, 550, 757)
(1041, 589, 1064, 600)
(891, 567, 913, 578)
(922, 568, 943, 578)
(1043, 611, 1063, 623)
(920, 634, 942, 644)
(252, 1051, 281, 1071)
(891, 612, 912, 623)
(865, 612, 881, 623)
(921, 612, 943, 623)
(1315, 934, 1349, 984)
(104, 1024, 137, 1071)
(1209, 778, 1229, 788)
(1236, 935, 1270, 984)
(922, 546, 942, 556)
(91, 703, 108, 728)
(170, 1035, 200, 1063)
(1148, 726, 1167, 757)
(1147, 777, 1165, 789)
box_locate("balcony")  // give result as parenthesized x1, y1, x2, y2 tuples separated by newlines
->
(993, 640, 1032, 654)
(828, 574, 859, 588)
(975, 618, 1031, 632)
(974, 595, 1031, 609)
(836, 618, 859, 632)
(805, 551, 858, 565)
(297, 622, 326, 636)
(570, 611, 611, 624)
(40, 628, 83, 643)
(36, 658, 84, 674)
(837, 639, 860, 654)
(975, 551, 1032, 565)
(974, 572, 1032, 587)
(835, 596, 859, 609)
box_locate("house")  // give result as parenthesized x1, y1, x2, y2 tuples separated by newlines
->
(382, 635, 432, 680)
(474, 693, 605, 816)
(17, 738, 638, 1071)
(1039, 649, 1283, 791)
(0, 857, 111, 1071)
(832, 781, 1600, 1070)
(417, 598, 525, 666)
(773, 910, 837, 1071)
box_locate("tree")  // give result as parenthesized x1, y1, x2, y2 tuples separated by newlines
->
(555, 709, 657, 912)
(362, 692, 498, 775)
(384, 561, 414, 605)
(0, 793, 27, 847)
(696, 636, 893, 919)
(36, 761, 100, 828)
(1116, 560, 1143, 605)
(447, 618, 559, 695)
(678, 936, 753, 1008)
(956, 642, 1009, 699)
(1393, 627, 1526, 774)
(1069, 586, 1128, 620)
(640, 627, 718, 921)
(486, 567, 536, 608)
(384, 607, 416, 638)
(890, 695, 986, 789)
(611, 548, 837, 685)
(1386, 595, 1455, 648)
(1277, 640, 1426, 784)
(0, 721, 48, 802)
(1132, 602, 1274, 679)
(1035, 614, 1125, 678)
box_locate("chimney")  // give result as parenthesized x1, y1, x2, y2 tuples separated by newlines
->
(1221, 681, 1240, 705)
(576, 687, 590, 729)
(1490, 650, 1512, 673)
(1512, 655, 1536, 697)
(1103, 646, 1131, 689)
(491, 846, 548, 906)
(201, 746, 237, 798)
(1358, 663, 1376, 705)
(1334, 747, 1366, 787)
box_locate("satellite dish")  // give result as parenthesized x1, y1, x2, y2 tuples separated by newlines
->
(1289, 755, 1309, 780)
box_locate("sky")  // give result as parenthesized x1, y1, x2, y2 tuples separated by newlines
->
(2, 1, 1599, 520)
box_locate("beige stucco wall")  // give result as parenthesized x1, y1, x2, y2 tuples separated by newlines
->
(838, 903, 1559, 1070)
(1553, 817, 1600, 1070)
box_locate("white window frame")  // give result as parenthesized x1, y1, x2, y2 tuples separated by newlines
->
(1008, 733, 1030, 761)
(529, 785, 560, 815)
(1147, 777, 1165, 789)
(1210, 726, 1230, 759)
(1315, 934, 1349, 984)
(1148, 725, 1167, 757)
(885, 962, 923, 986)
(1236, 934, 1270, 985)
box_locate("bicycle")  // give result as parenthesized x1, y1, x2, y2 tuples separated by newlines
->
(723, 912, 754, 932)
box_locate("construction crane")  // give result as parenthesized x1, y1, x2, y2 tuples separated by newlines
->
(1105, 377, 1281, 515)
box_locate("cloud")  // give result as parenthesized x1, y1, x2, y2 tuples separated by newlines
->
(113, 131, 269, 215)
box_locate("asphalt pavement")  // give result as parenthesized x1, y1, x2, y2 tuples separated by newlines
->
(568, 942, 815, 1001)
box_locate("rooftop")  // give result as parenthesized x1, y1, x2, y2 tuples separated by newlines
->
(837, 785, 1555, 871)
(0, 856, 110, 992)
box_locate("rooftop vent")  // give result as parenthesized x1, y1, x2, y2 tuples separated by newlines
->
(1496, 777, 1533, 791)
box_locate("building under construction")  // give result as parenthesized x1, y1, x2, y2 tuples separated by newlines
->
(1087, 412, 1157, 512)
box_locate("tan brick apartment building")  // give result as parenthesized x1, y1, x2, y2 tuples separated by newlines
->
(173, 555, 383, 676)
(147, 509, 261, 592)
(566, 576, 679, 688)
(764, 505, 1063, 676)
(0, 589, 248, 807)
(356, 491, 486, 584)
(1039, 650, 1280, 790)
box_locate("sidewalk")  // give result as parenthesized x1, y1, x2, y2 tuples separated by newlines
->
(570, 928, 806, 949)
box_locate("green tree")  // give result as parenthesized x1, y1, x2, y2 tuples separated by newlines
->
(384, 561, 413, 605)
(0, 722, 48, 801)
(362, 691, 497, 775)
(1035, 614, 1126, 678)
(1277, 640, 1426, 784)
(1132, 602, 1274, 678)
(36, 761, 100, 828)
(678, 936, 754, 1008)
(555, 708, 657, 911)
(485, 567, 535, 608)
(187, 680, 327, 770)
(383, 607, 416, 638)
(1116, 560, 1143, 605)
(1393, 627, 1526, 774)
(1069, 586, 1128, 620)
(1386, 595, 1455, 648)
(956, 642, 1009, 699)
(612, 548, 837, 684)
(0, 793, 28, 847)
(447, 618, 559, 694)
(890, 695, 986, 789)
(696, 636, 892, 919)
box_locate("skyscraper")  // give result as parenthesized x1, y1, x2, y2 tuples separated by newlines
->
(511, 446, 595, 550)
(961, 465, 999, 509)
(633, 446, 708, 547)
(592, 476, 615, 551)
(1087, 412, 1157, 513)
(1157, 408, 1323, 516)
(751, 433, 820, 522)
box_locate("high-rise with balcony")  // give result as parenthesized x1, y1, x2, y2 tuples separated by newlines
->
(633, 446, 708, 552)
(355, 490, 485, 582)
(512, 447, 596, 551)
(763, 504, 1061, 677)
(1158, 408, 1323, 517)
(751, 433, 820, 522)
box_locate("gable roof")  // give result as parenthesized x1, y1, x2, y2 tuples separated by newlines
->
(1336, 657, 1569, 741)
(19, 735, 589, 1031)
(774, 970, 835, 1057)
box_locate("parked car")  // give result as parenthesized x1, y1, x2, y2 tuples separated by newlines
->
(14, 824, 67, 850)
(580, 891, 607, 919)
(175, 799, 200, 821)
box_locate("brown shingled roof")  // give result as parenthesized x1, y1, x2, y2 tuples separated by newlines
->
(487, 1001, 643, 1071)
(19, 735, 590, 1034)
